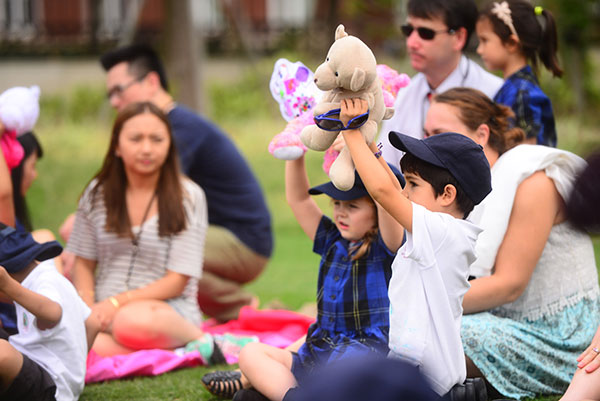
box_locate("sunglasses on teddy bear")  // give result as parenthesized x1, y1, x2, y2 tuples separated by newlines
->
(314, 109, 370, 131)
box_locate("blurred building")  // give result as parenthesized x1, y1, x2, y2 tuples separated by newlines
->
(0, 0, 401, 54)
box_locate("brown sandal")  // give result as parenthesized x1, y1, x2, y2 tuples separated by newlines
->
(202, 370, 243, 399)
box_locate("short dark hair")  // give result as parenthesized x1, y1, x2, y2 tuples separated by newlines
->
(407, 0, 478, 50)
(100, 43, 169, 90)
(400, 153, 475, 218)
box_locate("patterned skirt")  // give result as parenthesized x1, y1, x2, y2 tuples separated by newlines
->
(461, 298, 600, 399)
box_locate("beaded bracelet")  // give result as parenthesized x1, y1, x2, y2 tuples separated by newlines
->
(374, 142, 383, 159)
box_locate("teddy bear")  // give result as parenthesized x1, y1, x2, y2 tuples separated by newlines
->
(300, 24, 393, 190)
(268, 59, 409, 173)
(0, 85, 41, 171)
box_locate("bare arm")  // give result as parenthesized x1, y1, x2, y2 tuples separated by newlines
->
(84, 311, 101, 352)
(0, 266, 62, 330)
(73, 256, 97, 306)
(341, 99, 414, 232)
(462, 171, 562, 313)
(366, 141, 405, 252)
(0, 150, 15, 227)
(285, 156, 323, 241)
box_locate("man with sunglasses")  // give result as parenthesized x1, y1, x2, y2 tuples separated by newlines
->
(61, 44, 273, 322)
(378, 0, 502, 168)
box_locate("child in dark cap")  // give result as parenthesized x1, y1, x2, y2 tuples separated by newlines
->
(342, 98, 491, 396)
(204, 155, 406, 401)
(0, 223, 99, 401)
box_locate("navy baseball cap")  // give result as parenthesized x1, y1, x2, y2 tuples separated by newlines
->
(389, 131, 492, 205)
(309, 164, 405, 201)
(0, 223, 63, 273)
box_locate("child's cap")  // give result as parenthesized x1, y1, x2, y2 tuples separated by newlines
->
(309, 163, 405, 201)
(388, 131, 492, 205)
(0, 223, 63, 273)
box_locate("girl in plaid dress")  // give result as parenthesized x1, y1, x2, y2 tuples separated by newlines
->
(220, 154, 405, 401)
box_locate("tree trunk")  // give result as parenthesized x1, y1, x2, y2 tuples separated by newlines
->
(162, 0, 202, 112)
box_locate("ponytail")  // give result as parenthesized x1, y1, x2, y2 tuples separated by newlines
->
(537, 7, 563, 77)
(349, 226, 379, 261)
(480, 0, 562, 77)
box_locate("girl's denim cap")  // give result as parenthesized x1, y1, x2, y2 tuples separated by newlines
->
(0, 223, 63, 273)
(389, 131, 492, 205)
(309, 163, 405, 201)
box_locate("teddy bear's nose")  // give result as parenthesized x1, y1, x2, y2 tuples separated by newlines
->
(314, 78, 318, 84)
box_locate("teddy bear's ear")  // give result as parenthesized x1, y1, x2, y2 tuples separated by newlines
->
(350, 68, 366, 92)
(335, 24, 348, 41)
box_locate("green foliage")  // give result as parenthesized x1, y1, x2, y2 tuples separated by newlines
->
(207, 68, 273, 123)
(39, 85, 112, 125)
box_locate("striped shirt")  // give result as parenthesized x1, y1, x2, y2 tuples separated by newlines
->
(67, 177, 207, 325)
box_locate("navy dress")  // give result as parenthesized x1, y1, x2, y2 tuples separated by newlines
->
(292, 216, 395, 383)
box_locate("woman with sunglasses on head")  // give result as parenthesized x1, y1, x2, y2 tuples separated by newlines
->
(424, 87, 600, 399)
(66, 102, 224, 362)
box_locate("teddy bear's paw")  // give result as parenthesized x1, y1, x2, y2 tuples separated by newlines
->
(272, 146, 306, 161)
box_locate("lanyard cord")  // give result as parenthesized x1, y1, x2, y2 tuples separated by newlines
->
(125, 192, 157, 289)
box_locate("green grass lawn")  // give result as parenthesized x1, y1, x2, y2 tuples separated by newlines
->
(26, 70, 600, 400)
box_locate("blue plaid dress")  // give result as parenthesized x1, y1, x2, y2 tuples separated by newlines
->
(292, 216, 395, 383)
(494, 65, 557, 147)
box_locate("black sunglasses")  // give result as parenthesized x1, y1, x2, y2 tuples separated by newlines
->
(401, 24, 455, 40)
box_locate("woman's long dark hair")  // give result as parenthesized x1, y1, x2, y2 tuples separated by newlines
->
(11, 132, 43, 231)
(88, 101, 186, 238)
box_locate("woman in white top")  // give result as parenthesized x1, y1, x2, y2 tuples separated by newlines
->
(424, 87, 600, 399)
(68, 102, 214, 357)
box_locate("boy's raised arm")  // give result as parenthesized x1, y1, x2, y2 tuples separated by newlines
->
(0, 265, 62, 329)
(340, 99, 415, 232)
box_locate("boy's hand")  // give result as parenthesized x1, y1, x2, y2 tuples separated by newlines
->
(340, 98, 368, 127)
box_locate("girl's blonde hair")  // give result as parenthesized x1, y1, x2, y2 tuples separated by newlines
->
(433, 87, 525, 155)
(345, 196, 378, 261)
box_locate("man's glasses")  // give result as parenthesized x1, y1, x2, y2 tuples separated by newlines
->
(107, 76, 145, 99)
(314, 108, 369, 131)
(401, 24, 455, 40)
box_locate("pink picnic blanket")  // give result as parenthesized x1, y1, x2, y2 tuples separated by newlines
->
(85, 306, 315, 383)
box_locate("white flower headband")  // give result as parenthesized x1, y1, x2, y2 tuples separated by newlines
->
(491, 1, 519, 39)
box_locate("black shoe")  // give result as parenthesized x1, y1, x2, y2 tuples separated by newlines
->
(201, 370, 242, 398)
(448, 378, 487, 401)
(232, 388, 270, 401)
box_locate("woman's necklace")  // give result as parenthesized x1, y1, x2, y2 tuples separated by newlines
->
(125, 192, 157, 289)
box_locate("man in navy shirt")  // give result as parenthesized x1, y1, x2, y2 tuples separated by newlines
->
(70, 44, 272, 322)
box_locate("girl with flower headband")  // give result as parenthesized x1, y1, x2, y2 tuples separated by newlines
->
(476, 0, 562, 147)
